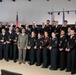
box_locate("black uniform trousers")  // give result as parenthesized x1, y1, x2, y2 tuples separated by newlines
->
(5, 43, 10, 61)
(36, 48, 41, 65)
(67, 49, 76, 73)
(0, 43, 6, 59)
(60, 50, 66, 70)
(51, 48, 58, 70)
(0, 43, 3, 59)
(6, 43, 13, 60)
(29, 47, 35, 65)
(42, 47, 48, 67)
(13, 43, 18, 62)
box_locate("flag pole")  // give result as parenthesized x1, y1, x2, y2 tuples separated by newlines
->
(51, 7, 55, 23)
(62, 8, 65, 26)
(16, 12, 18, 27)
(16, 12, 18, 14)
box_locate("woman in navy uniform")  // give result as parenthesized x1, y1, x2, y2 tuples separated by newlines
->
(59, 30, 67, 70)
(41, 31, 50, 68)
(36, 33, 43, 66)
(66, 27, 71, 40)
(49, 32, 58, 70)
(66, 29, 76, 74)
(28, 31, 36, 65)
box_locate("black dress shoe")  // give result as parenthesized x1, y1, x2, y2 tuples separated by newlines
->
(49, 67, 57, 70)
(36, 63, 41, 66)
(71, 72, 75, 74)
(41, 66, 48, 68)
(14, 60, 16, 63)
(29, 63, 34, 65)
(60, 68, 65, 71)
(66, 70, 71, 72)
(0, 58, 3, 60)
(49, 67, 53, 70)
(6, 59, 9, 62)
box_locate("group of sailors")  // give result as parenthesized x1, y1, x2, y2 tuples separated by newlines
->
(0, 20, 76, 74)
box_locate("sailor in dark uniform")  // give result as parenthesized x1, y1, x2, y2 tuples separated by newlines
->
(27, 31, 36, 65)
(59, 30, 67, 70)
(13, 27, 20, 62)
(0, 28, 7, 60)
(6, 26, 14, 60)
(66, 29, 76, 74)
(60, 20, 68, 34)
(51, 21, 56, 32)
(53, 21, 60, 38)
(38, 22, 45, 36)
(41, 31, 50, 68)
(66, 27, 71, 39)
(36, 33, 43, 66)
(25, 23, 31, 35)
(5, 24, 9, 32)
(44, 20, 52, 37)
(31, 22, 38, 36)
(49, 32, 58, 70)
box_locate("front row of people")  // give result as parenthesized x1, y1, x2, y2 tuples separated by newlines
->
(0, 28, 76, 74)
(27, 29, 76, 74)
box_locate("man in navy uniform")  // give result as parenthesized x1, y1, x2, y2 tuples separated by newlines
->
(6, 26, 14, 60)
(0, 28, 7, 60)
(13, 27, 20, 62)
(61, 20, 68, 34)
(66, 29, 76, 74)
(59, 30, 67, 70)
(44, 20, 52, 37)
